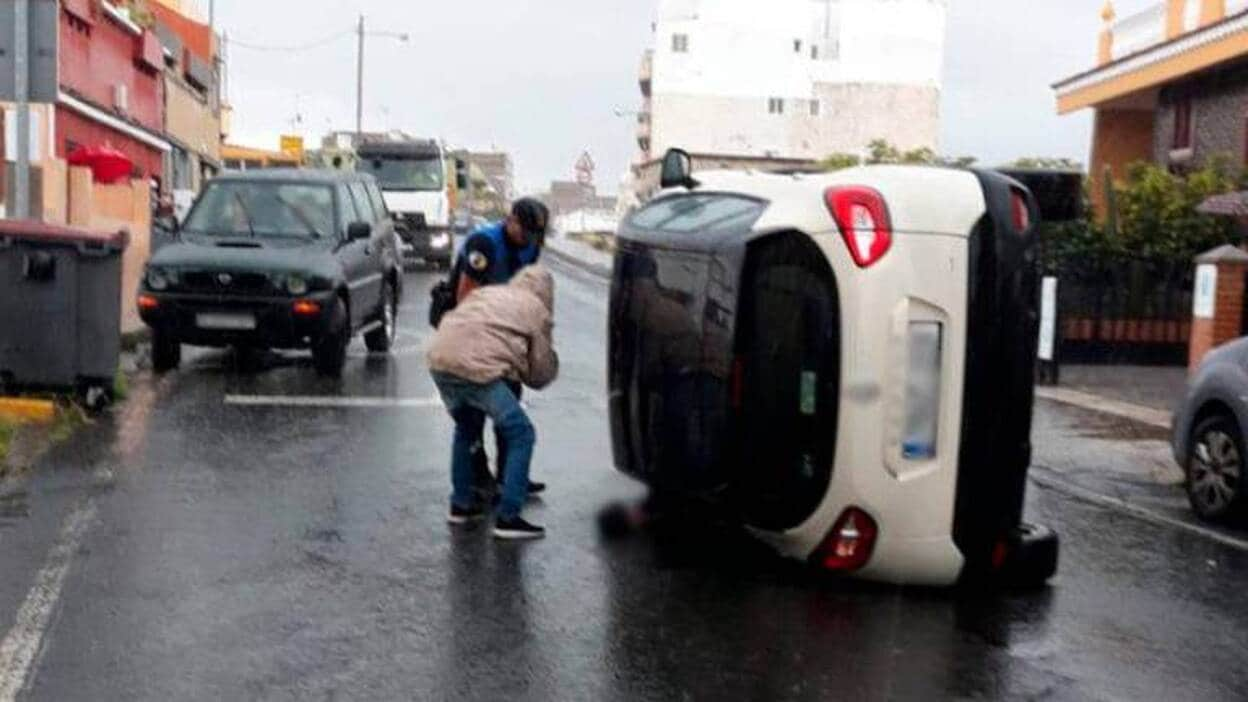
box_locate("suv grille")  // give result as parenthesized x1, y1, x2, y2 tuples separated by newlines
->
(179, 271, 274, 295)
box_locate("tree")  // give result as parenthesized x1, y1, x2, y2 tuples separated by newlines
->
(818, 153, 861, 171)
(1009, 157, 1084, 171)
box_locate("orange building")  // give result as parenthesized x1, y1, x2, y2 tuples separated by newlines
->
(1054, 1, 1248, 213)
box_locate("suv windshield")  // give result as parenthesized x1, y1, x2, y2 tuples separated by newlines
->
(359, 157, 445, 192)
(183, 182, 334, 239)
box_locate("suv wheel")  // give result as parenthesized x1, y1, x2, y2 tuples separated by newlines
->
(313, 297, 350, 377)
(365, 282, 397, 353)
(1187, 414, 1247, 521)
(151, 329, 182, 373)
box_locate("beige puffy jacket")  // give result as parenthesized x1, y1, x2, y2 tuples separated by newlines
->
(427, 265, 559, 389)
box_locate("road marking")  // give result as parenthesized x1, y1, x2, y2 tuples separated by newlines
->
(1030, 471, 1248, 552)
(0, 498, 98, 701)
(1035, 386, 1172, 430)
(225, 395, 445, 409)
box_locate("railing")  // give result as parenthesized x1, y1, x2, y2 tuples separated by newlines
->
(1112, 4, 1165, 59)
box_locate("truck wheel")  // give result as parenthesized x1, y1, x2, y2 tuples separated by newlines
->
(365, 282, 397, 353)
(151, 329, 182, 373)
(1186, 414, 1247, 522)
(313, 297, 350, 377)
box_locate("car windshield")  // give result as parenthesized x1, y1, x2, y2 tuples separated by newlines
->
(359, 156, 445, 192)
(182, 182, 334, 239)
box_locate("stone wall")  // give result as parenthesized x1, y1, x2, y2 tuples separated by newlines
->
(1155, 57, 1248, 167)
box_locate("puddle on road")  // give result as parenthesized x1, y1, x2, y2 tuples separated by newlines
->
(1046, 403, 1170, 442)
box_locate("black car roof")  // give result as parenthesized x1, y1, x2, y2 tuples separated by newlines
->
(213, 168, 376, 186)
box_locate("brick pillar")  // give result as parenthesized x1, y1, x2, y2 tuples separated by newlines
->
(1189, 245, 1248, 371)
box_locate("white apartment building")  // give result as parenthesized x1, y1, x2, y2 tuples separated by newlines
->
(633, 0, 947, 180)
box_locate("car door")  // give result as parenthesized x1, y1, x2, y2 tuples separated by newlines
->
(348, 180, 387, 308)
(337, 183, 378, 326)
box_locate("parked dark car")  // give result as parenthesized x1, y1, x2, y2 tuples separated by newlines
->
(137, 169, 403, 377)
(1173, 337, 1248, 521)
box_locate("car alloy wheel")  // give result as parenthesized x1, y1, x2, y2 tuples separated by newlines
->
(1189, 419, 1244, 520)
(365, 283, 397, 353)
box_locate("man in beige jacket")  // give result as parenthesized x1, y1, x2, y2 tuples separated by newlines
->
(427, 265, 559, 539)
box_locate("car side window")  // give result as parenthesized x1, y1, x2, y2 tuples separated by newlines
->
(348, 182, 374, 223)
(339, 184, 361, 236)
(366, 183, 389, 219)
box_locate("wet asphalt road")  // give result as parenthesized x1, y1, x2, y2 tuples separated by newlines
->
(2, 262, 1248, 701)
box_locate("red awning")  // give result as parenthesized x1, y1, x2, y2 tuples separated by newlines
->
(68, 144, 135, 185)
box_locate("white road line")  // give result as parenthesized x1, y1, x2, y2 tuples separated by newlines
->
(1029, 472, 1248, 552)
(224, 395, 445, 409)
(1035, 387, 1172, 430)
(0, 498, 98, 702)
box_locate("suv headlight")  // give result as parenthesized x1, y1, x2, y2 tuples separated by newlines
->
(430, 233, 450, 249)
(285, 274, 309, 296)
(146, 267, 170, 291)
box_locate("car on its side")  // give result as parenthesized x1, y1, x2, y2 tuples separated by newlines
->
(137, 169, 403, 377)
(1173, 337, 1248, 521)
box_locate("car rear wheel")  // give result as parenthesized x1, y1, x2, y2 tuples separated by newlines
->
(151, 329, 181, 373)
(313, 297, 350, 377)
(1187, 415, 1247, 521)
(365, 282, 397, 353)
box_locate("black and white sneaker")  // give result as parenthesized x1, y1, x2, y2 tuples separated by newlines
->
(493, 516, 546, 540)
(447, 503, 485, 525)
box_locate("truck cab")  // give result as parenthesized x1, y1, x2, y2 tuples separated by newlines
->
(356, 139, 454, 269)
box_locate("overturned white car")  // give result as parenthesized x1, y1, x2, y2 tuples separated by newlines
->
(607, 150, 1073, 587)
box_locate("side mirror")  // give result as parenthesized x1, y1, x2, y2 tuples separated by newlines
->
(347, 221, 372, 241)
(660, 148, 698, 190)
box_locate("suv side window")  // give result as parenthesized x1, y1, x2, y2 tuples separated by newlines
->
(366, 182, 389, 218)
(339, 184, 361, 235)
(348, 182, 375, 223)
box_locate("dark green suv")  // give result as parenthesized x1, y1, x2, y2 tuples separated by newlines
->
(138, 169, 403, 377)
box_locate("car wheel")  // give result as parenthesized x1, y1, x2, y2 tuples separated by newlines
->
(151, 329, 182, 373)
(313, 297, 350, 377)
(365, 282, 398, 353)
(1186, 414, 1247, 521)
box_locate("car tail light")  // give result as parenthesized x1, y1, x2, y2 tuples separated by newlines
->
(292, 300, 321, 317)
(825, 186, 892, 268)
(137, 294, 159, 310)
(902, 321, 942, 460)
(813, 507, 879, 572)
(1010, 188, 1032, 233)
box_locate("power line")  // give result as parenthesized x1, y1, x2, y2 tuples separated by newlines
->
(228, 29, 352, 53)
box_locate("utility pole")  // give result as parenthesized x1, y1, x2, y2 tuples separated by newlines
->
(14, 0, 31, 219)
(356, 14, 365, 139)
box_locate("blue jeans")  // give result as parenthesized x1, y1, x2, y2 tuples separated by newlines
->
(432, 373, 536, 521)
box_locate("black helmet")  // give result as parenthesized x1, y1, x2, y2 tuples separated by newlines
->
(512, 198, 550, 237)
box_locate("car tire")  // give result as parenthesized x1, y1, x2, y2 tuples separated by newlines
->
(313, 297, 350, 378)
(1186, 414, 1247, 522)
(151, 329, 182, 373)
(365, 282, 398, 353)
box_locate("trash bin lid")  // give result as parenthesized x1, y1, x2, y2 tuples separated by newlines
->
(0, 219, 128, 251)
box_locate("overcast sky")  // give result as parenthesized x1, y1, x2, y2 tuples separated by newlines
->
(213, 1, 1155, 195)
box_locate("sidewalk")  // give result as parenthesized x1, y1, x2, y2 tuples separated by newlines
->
(544, 232, 613, 278)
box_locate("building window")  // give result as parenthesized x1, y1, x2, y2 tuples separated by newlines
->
(1173, 98, 1194, 151)
(672, 34, 689, 53)
(810, 100, 820, 117)
(794, 39, 803, 53)
(768, 98, 785, 115)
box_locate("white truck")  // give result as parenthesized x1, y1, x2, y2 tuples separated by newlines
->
(356, 139, 461, 269)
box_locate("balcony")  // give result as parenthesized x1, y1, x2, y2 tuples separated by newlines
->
(1109, 0, 1248, 62)
(639, 49, 653, 97)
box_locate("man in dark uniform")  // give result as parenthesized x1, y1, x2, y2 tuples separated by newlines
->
(455, 198, 550, 498)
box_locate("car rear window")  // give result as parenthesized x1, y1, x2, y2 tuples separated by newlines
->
(627, 194, 766, 234)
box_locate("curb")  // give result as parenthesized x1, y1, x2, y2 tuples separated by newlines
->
(544, 241, 612, 279)
(1034, 386, 1171, 430)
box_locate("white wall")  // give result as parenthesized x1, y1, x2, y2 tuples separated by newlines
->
(646, 0, 946, 160)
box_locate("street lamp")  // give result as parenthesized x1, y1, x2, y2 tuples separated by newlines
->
(356, 15, 409, 138)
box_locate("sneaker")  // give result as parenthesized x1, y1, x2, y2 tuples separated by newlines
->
(493, 516, 546, 540)
(447, 503, 485, 525)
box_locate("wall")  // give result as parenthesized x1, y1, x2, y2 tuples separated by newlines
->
(1154, 58, 1248, 167)
(165, 78, 221, 173)
(59, 7, 163, 135)
(1089, 108, 1155, 214)
(55, 107, 164, 180)
(652, 83, 939, 159)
